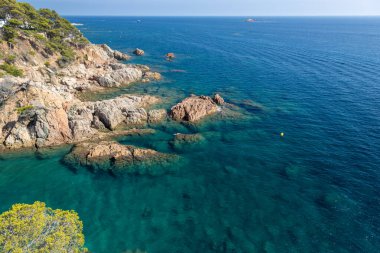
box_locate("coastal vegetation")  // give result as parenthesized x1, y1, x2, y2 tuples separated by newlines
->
(0, 0, 88, 62)
(0, 201, 87, 253)
(0, 62, 23, 76)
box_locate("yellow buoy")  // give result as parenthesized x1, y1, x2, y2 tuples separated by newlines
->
(280, 132, 284, 137)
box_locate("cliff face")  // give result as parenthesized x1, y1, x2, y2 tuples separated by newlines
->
(0, 1, 162, 150)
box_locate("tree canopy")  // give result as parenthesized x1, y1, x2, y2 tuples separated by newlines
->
(0, 201, 87, 253)
(0, 0, 88, 61)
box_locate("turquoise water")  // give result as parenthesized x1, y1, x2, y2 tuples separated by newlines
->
(1, 17, 380, 252)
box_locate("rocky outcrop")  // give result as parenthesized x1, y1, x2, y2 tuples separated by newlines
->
(166, 53, 175, 60)
(133, 48, 145, 56)
(63, 141, 177, 175)
(213, 93, 225, 105)
(1, 40, 160, 93)
(0, 78, 160, 150)
(113, 50, 131, 61)
(170, 95, 222, 122)
(0, 35, 164, 151)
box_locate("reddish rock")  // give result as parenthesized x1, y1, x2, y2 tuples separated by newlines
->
(170, 95, 219, 122)
(166, 53, 175, 60)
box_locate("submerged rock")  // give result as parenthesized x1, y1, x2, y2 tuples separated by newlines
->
(63, 141, 177, 175)
(170, 95, 221, 122)
(133, 48, 145, 56)
(142, 71, 162, 82)
(233, 99, 265, 112)
(173, 133, 205, 143)
(170, 133, 206, 151)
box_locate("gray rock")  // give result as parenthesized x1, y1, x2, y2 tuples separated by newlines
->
(100, 44, 114, 58)
(95, 76, 118, 87)
(94, 105, 125, 130)
(124, 108, 148, 125)
(114, 50, 131, 61)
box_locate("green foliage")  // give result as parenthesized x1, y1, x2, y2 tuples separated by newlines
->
(4, 54, 16, 64)
(0, 0, 89, 62)
(15, 105, 33, 113)
(7, 18, 22, 27)
(2, 26, 18, 43)
(0, 201, 87, 253)
(0, 63, 23, 77)
(44, 61, 50, 67)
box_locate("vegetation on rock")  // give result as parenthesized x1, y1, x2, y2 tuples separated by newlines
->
(0, 201, 87, 253)
(15, 104, 33, 113)
(0, 62, 23, 76)
(0, 0, 88, 62)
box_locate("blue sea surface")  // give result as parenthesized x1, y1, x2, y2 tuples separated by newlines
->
(1, 17, 380, 252)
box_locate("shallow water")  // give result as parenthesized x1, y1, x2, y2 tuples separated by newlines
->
(1, 17, 380, 253)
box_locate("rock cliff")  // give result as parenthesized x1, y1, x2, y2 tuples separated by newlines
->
(0, 28, 162, 150)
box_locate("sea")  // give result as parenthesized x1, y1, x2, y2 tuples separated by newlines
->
(1, 17, 380, 253)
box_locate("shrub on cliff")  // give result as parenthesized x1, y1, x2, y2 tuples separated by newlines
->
(0, 63, 23, 77)
(0, 201, 88, 253)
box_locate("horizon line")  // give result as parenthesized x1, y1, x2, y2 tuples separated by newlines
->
(62, 14, 380, 17)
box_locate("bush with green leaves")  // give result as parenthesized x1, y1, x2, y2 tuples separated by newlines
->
(0, 201, 88, 253)
(0, 63, 23, 77)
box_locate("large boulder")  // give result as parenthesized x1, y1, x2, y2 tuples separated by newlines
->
(170, 95, 221, 122)
(3, 107, 72, 149)
(63, 141, 177, 175)
(94, 67, 143, 87)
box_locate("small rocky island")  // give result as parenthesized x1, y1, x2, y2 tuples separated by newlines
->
(0, 0, 226, 169)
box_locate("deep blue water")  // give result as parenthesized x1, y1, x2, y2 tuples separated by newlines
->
(1, 17, 380, 252)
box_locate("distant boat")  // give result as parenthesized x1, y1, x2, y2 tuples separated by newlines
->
(71, 23, 84, 26)
(245, 18, 256, 23)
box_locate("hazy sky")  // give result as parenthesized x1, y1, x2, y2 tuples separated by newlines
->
(23, 0, 380, 16)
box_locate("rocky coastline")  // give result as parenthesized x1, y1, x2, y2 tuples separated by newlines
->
(0, 39, 165, 150)
(0, 9, 227, 171)
(0, 37, 229, 172)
